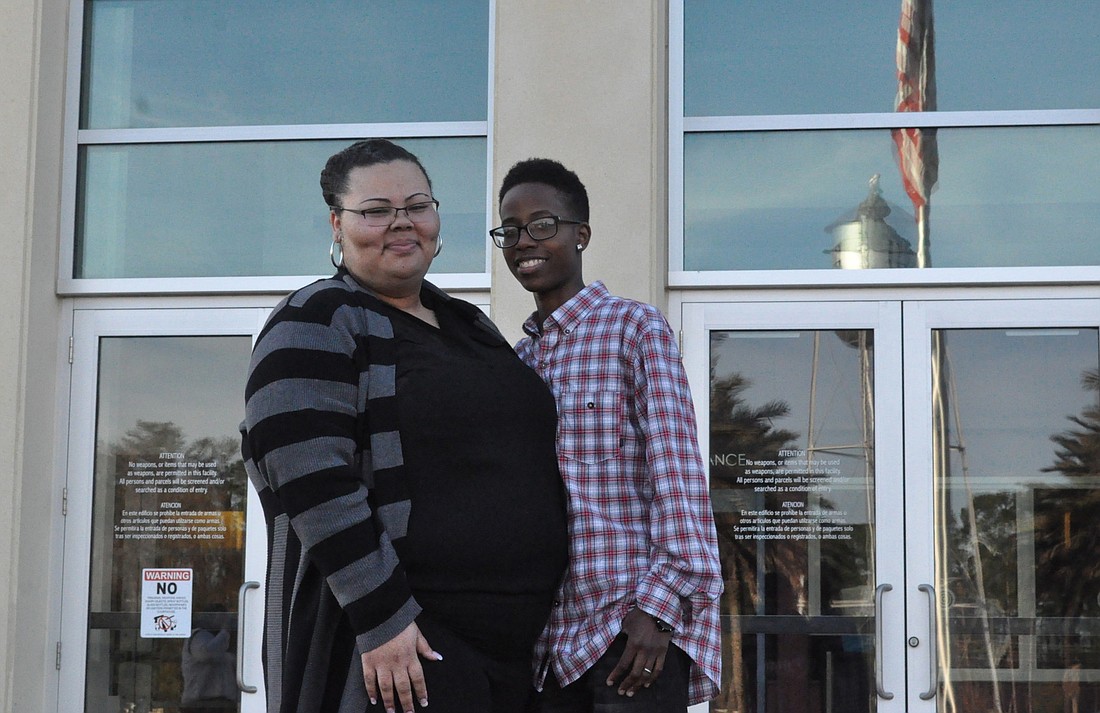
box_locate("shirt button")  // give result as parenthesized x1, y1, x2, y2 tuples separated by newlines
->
(586, 402, 595, 409)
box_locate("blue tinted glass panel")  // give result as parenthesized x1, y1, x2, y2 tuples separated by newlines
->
(76, 138, 486, 278)
(683, 126, 1100, 270)
(709, 328, 877, 711)
(933, 326, 1100, 702)
(81, 0, 489, 128)
(685, 0, 1100, 116)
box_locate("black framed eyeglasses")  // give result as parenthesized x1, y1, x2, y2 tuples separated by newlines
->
(331, 199, 439, 226)
(489, 215, 585, 249)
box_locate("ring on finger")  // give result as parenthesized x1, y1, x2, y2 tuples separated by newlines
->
(643, 667, 653, 674)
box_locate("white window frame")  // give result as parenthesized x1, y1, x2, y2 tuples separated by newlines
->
(59, 0, 497, 297)
(668, 1, 1100, 290)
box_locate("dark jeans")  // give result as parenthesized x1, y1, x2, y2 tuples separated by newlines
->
(531, 635, 691, 713)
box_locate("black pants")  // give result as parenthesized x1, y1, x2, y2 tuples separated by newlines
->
(365, 599, 544, 713)
(531, 635, 691, 713)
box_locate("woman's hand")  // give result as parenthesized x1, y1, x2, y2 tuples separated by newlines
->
(606, 607, 673, 696)
(361, 622, 442, 713)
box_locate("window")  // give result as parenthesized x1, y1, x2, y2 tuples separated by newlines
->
(65, 0, 491, 292)
(672, 1, 1100, 283)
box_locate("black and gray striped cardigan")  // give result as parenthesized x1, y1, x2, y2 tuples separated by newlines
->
(241, 271, 505, 712)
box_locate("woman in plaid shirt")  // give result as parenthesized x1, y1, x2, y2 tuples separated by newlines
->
(493, 158, 723, 712)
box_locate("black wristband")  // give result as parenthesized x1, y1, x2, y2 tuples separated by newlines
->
(653, 616, 674, 633)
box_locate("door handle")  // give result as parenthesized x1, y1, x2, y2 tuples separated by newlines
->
(874, 583, 894, 700)
(237, 581, 261, 694)
(918, 583, 938, 700)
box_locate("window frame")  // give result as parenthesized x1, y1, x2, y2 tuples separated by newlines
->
(668, 1, 1100, 289)
(59, 0, 496, 296)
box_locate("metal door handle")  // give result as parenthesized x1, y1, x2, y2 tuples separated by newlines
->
(875, 583, 894, 700)
(919, 583, 938, 700)
(237, 581, 260, 693)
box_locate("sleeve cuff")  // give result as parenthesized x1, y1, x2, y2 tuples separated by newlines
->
(355, 597, 423, 653)
(636, 579, 684, 630)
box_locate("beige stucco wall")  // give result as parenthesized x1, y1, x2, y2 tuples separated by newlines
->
(1, 1, 68, 711)
(0, 2, 37, 709)
(490, 0, 668, 343)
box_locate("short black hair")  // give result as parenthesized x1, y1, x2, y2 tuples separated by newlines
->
(320, 139, 432, 208)
(498, 158, 589, 221)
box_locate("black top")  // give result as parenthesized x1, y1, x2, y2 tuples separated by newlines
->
(384, 289, 568, 656)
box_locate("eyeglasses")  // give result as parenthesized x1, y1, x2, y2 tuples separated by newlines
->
(489, 216, 585, 249)
(331, 199, 439, 226)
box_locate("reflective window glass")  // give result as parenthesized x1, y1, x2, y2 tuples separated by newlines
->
(931, 327, 1100, 706)
(85, 335, 251, 712)
(81, 0, 489, 128)
(76, 137, 487, 278)
(682, 126, 1100, 271)
(685, 0, 1100, 116)
(710, 329, 877, 711)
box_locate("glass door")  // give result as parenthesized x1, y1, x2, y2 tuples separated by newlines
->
(682, 301, 906, 713)
(685, 298, 1100, 712)
(59, 308, 269, 713)
(904, 300, 1100, 713)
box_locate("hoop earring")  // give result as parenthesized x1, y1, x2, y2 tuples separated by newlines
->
(329, 240, 343, 269)
(433, 234, 444, 257)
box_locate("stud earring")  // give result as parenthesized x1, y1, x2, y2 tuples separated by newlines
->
(576, 244, 584, 252)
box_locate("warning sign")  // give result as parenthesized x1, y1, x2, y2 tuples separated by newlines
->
(140, 568, 193, 638)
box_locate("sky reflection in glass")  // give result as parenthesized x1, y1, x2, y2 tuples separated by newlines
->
(683, 126, 1100, 271)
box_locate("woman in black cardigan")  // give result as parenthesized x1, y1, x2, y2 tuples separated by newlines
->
(242, 139, 567, 713)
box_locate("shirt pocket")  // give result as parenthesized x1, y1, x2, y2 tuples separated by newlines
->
(559, 391, 622, 464)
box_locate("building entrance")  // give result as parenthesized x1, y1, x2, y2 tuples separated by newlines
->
(684, 299, 1100, 713)
(59, 308, 269, 713)
(55, 298, 1100, 713)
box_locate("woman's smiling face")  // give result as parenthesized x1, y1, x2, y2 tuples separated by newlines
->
(499, 182, 589, 310)
(330, 160, 440, 301)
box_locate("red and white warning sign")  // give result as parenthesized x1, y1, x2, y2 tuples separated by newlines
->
(140, 568, 192, 638)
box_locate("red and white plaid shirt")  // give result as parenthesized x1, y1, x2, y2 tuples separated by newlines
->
(517, 282, 722, 705)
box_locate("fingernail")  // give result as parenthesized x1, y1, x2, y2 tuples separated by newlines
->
(606, 678, 615, 686)
(434, 651, 444, 661)
(421, 699, 429, 707)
